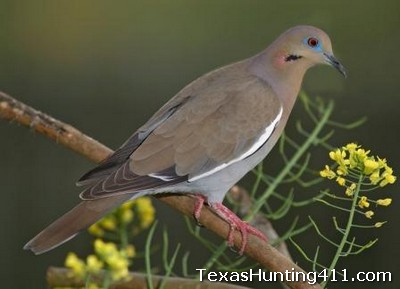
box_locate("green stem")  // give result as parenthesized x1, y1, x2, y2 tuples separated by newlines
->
(102, 270, 112, 289)
(248, 99, 334, 220)
(145, 221, 158, 289)
(120, 222, 128, 250)
(202, 242, 228, 272)
(250, 163, 264, 198)
(321, 174, 363, 288)
(84, 274, 91, 288)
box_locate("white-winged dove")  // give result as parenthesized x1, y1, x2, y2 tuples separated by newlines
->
(24, 25, 346, 255)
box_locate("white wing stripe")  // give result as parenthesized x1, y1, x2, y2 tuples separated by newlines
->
(189, 106, 283, 182)
(148, 173, 176, 181)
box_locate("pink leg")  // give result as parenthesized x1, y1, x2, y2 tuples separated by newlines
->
(211, 203, 267, 255)
(193, 195, 207, 225)
(192, 195, 267, 255)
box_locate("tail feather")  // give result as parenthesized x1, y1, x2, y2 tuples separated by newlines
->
(24, 194, 132, 254)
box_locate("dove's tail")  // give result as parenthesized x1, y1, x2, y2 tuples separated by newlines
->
(24, 194, 132, 254)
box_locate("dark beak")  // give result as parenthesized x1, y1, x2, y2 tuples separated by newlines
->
(324, 53, 347, 78)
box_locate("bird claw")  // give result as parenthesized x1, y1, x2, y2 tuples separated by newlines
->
(228, 243, 240, 254)
(195, 220, 205, 227)
(193, 195, 207, 227)
(192, 195, 267, 255)
(212, 203, 267, 255)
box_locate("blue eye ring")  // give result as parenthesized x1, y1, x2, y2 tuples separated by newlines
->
(307, 37, 319, 48)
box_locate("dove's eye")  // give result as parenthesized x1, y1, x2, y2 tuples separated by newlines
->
(303, 36, 322, 51)
(307, 37, 319, 48)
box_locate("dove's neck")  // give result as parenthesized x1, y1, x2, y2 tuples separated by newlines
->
(249, 47, 313, 116)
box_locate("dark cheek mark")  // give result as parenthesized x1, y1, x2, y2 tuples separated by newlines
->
(285, 55, 303, 62)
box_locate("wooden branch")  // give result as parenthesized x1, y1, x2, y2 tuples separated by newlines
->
(47, 267, 250, 289)
(0, 91, 320, 289)
(0, 91, 111, 163)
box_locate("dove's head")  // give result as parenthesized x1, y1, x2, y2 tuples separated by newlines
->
(268, 25, 346, 78)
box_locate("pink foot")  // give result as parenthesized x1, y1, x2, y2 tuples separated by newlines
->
(193, 195, 207, 225)
(212, 203, 267, 255)
(192, 196, 267, 254)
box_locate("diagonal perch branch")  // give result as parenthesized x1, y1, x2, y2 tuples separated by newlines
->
(0, 91, 320, 289)
(0, 91, 111, 163)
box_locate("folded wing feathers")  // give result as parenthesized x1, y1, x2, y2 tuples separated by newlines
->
(80, 162, 186, 200)
(188, 106, 282, 182)
(78, 69, 283, 200)
(77, 96, 191, 187)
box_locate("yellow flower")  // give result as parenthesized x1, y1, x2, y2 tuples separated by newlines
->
(135, 197, 155, 229)
(322, 144, 396, 196)
(121, 209, 134, 224)
(121, 200, 135, 210)
(65, 252, 86, 278)
(345, 183, 356, 197)
(377, 157, 387, 167)
(94, 239, 118, 257)
(336, 168, 346, 176)
(336, 177, 346, 186)
(107, 254, 130, 281)
(320, 165, 336, 179)
(108, 254, 128, 271)
(115, 200, 136, 224)
(135, 197, 152, 208)
(94, 239, 105, 252)
(348, 153, 357, 169)
(141, 212, 155, 229)
(88, 223, 104, 237)
(374, 222, 386, 228)
(86, 255, 103, 274)
(100, 216, 117, 231)
(329, 150, 337, 161)
(93, 239, 132, 281)
(358, 196, 370, 209)
(103, 242, 118, 256)
(356, 148, 370, 160)
(111, 267, 130, 281)
(363, 159, 380, 175)
(344, 143, 362, 169)
(124, 245, 136, 258)
(365, 210, 374, 219)
(329, 149, 346, 161)
(369, 170, 381, 185)
(328, 148, 350, 174)
(376, 198, 392, 206)
(379, 174, 396, 187)
(384, 165, 393, 175)
(345, 143, 359, 151)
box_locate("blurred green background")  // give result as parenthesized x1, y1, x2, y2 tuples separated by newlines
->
(0, 1, 399, 288)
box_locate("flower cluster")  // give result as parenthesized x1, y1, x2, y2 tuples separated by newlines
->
(135, 197, 156, 229)
(64, 197, 155, 288)
(94, 239, 135, 280)
(64, 252, 104, 288)
(89, 197, 155, 237)
(65, 252, 89, 279)
(320, 143, 396, 219)
(320, 143, 396, 187)
(65, 240, 134, 284)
